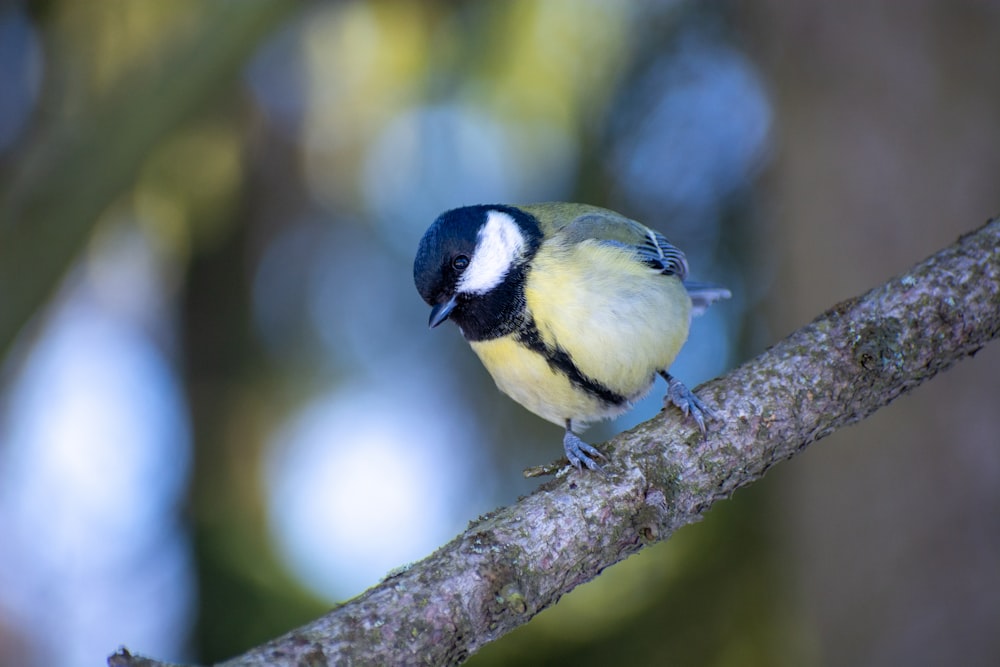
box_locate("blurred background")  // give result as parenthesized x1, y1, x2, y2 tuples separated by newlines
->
(0, 1, 998, 665)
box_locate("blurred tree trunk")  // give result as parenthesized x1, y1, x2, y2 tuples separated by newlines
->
(740, 3, 1000, 664)
(179, 132, 330, 663)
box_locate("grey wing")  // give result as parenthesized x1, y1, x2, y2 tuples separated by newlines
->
(552, 206, 729, 316)
(558, 210, 689, 279)
(637, 227, 689, 279)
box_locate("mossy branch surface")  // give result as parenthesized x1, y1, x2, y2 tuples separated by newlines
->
(112, 218, 1000, 667)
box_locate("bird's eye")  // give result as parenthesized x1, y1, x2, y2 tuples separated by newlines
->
(452, 255, 470, 271)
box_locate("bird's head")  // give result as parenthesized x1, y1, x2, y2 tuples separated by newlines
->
(413, 205, 542, 341)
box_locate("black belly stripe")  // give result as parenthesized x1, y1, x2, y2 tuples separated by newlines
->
(515, 318, 628, 408)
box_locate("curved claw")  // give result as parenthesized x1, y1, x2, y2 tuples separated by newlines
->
(563, 427, 606, 472)
(661, 372, 716, 435)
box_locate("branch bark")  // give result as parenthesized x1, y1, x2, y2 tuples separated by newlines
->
(110, 217, 1000, 667)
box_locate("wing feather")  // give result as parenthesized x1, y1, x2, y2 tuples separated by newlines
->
(545, 208, 689, 279)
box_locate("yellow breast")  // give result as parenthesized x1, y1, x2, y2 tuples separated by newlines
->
(470, 336, 613, 426)
(470, 239, 692, 427)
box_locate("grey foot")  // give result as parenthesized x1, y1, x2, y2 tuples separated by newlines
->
(660, 372, 716, 435)
(563, 423, 605, 471)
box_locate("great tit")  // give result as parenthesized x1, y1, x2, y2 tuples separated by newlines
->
(413, 202, 730, 471)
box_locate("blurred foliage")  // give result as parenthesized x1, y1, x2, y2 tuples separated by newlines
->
(0, 0, 294, 358)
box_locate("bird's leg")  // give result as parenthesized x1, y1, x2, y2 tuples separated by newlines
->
(563, 420, 605, 471)
(660, 372, 716, 435)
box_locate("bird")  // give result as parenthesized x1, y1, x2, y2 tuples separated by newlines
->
(413, 202, 730, 471)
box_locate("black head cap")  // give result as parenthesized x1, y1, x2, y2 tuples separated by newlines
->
(413, 206, 489, 307)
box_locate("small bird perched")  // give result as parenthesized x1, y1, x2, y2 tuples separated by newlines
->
(413, 202, 730, 471)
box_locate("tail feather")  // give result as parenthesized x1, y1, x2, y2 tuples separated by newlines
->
(684, 281, 731, 317)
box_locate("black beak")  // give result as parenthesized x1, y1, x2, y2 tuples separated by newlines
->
(428, 295, 458, 328)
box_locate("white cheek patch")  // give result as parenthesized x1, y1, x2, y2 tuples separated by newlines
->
(458, 210, 526, 294)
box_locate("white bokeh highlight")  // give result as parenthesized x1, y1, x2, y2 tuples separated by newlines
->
(264, 376, 485, 601)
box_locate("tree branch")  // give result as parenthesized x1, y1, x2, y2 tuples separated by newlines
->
(110, 217, 1000, 667)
